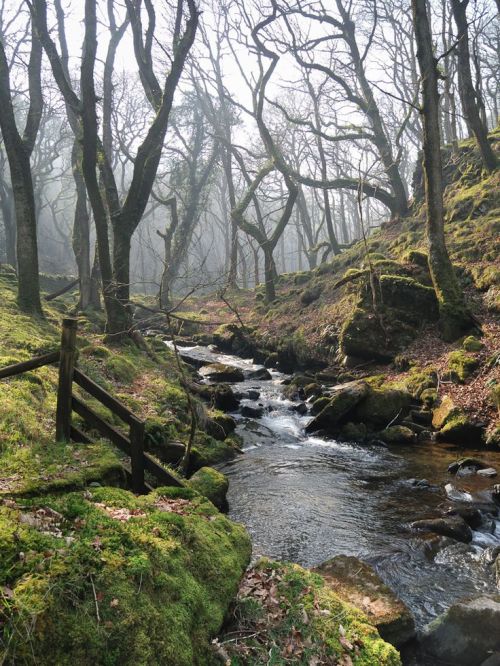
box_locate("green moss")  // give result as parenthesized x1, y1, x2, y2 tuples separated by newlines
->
(188, 467, 229, 511)
(446, 350, 480, 382)
(294, 271, 312, 285)
(0, 487, 251, 665)
(106, 354, 138, 384)
(421, 388, 438, 407)
(353, 386, 412, 428)
(404, 366, 438, 399)
(463, 335, 484, 352)
(220, 560, 401, 665)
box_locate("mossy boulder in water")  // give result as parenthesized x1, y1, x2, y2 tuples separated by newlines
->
(218, 559, 402, 665)
(305, 381, 369, 433)
(0, 486, 251, 665)
(353, 386, 412, 429)
(314, 555, 415, 648)
(199, 362, 244, 383)
(421, 595, 500, 666)
(188, 466, 229, 512)
(379, 425, 417, 445)
(432, 396, 484, 446)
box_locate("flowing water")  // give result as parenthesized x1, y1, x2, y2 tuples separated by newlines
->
(171, 342, 500, 630)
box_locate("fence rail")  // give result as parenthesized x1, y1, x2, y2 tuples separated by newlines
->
(0, 318, 181, 493)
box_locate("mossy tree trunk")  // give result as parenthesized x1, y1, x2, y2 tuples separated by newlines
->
(412, 0, 472, 342)
(451, 0, 497, 172)
(0, 26, 43, 315)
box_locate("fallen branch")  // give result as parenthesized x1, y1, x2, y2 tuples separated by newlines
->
(44, 278, 79, 301)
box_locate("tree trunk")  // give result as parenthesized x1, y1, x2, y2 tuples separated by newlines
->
(412, 0, 472, 341)
(451, 0, 497, 172)
(71, 141, 92, 310)
(0, 182, 16, 265)
(263, 244, 276, 302)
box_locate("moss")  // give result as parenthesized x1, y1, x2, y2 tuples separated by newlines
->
(188, 467, 229, 511)
(421, 388, 438, 408)
(294, 271, 311, 285)
(219, 560, 401, 665)
(404, 366, 438, 399)
(106, 354, 138, 384)
(79, 345, 111, 359)
(462, 335, 484, 352)
(446, 350, 480, 383)
(0, 487, 251, 665)
(379, 426, 417, 444)
(402, 249, 428, 267)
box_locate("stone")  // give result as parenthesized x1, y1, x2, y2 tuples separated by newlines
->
(420, 595, 500, 666)
(305, 381, 369, 434)
(241, 405, 264, 418)
(304, 382, 322, 399)
(290, 403, 308, 416)
(340, 421, 368, 441)
(448, 458, 489, 474)
(188, 466, 229, 512)
(463, 335, 485, 352)
(379, 426, 417, 444)
(410, 516, 473, 543)
(199, 363, 244, 382)
(311, 396, 331, 415)
(478, 467, 498, 478)
(245, 367, 272, 381)
(445, 350, 480, 383)
(353, 386, 412, 429)
(445, 506, 483, 530)
(410, 409, 433, 426)
(313, 555, 415, 648)
(205, 414, 236, 441)
(433, 395, 459, 429)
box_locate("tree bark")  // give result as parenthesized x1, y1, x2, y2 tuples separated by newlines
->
(451, 0, 497, 172)
(412, 0, 472, 341)
(0, 27, 42, 314)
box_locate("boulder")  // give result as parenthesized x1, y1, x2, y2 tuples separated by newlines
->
(379, 425, 417, 444)
(463, 335, 485, 352)
(432, 395, 459, 429)
(199, 363, 244, 383)
(188, 466, 229, 512)
(411, 409, 433, 426)
(445, 506, 483, 529)
(305, 381, 369, 433)
(433, 397, 484, 446)
(311, 396, 331, 415)
(448, 457, 489, 474)
(420, 595, 500, 666)
(445, 350, 480, 383)
(353, 386, 412, 429)
(241, 404, 264, 419)
(290, 402, 308, 415)
(245, 367, 272, 381)
(478, 467, 498, 478)
(205, 413, 236, 441)
(313, 555, 415, 648)
(304, 382, 322, 399)
(410, 516, 472, 543)
(340, 421, 368, 441)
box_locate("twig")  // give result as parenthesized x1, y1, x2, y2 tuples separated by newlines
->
(89, 574, 100, 623)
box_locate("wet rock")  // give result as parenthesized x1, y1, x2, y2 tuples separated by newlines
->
(240, 405, 264, 418)
(353, 386, 412, 429)
(205, 414, 236, 441)
(493, 485, 500, 504)
(420, 595, 500, 665)
(263, 353, 278, 368)
(417, 429, 434, 442)
(379, 425, 417, 444)
(199, 363, 244, 383)
(304, 382, 322, 399)
(290, 402, 308, 415)
(478, 467, 498, 478)
(411, 516, 473, 543)
(313, 555, 415, 648)
(311, 396, 330, 415)
(305, 381, 369, 434)
(410, 409, 433, 426)
(245, 367, 272, 381)
(340, 421, 368, 441)
(246, 389, 261, 400)
(448, 458, 489, 474)
(400, 420, 427, 434)
(190, 382, 240, 412)
(446, 506, 483, 530)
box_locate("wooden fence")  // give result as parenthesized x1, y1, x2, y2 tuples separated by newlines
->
(0, 318, 182, 493)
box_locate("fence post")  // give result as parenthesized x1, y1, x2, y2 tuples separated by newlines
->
(56, 318, 78, 442)
(129, 418, 145, 493)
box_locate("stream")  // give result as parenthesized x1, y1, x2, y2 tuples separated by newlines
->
(170, 341, 500, 631)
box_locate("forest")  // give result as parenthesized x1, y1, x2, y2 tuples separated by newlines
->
(0, 0, 499, 664)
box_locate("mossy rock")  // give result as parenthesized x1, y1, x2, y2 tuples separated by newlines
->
(294, 271, 312, 285)
(219, 559, 401, 665)
(446, 350, 480, 383)
(402, 249, 428, 267)
(0, 486, 251, 665)
(300, 284, 323, 306)
(306, 381, 369, 434)
(340, 421, 368, 442)
(462, 335, 484, 352)
(106, 354, 138, 384)
(379, 425, 417, 445)
(340, 308, 392, 362)
(404, 366, 438, 399)
(485, 425, 500, 448)
(199, 363, 244, 383)
(188, 466, 229, 512)
(314, 555, 415, 648)
(421, 388, 438, 408)
(372, 259, 412, 277)
(311, 395, 331, 415)
(378, 275, 438, 319)
(353, 386, 412, 429)
(205, 412, 236, 441)
(437, 413, 485, 446)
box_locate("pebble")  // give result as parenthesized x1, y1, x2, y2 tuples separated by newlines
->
(477, 468, 498, 478)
